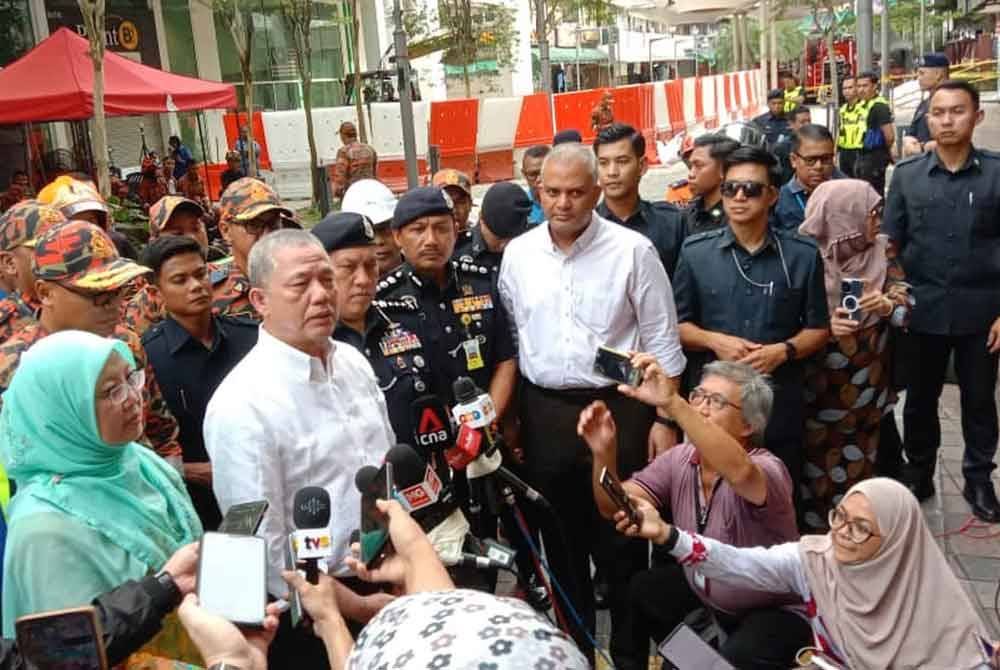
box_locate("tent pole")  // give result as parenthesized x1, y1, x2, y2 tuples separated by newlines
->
(196, 111, 212, 205)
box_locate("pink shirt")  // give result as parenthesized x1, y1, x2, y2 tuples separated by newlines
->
(630, 442, 801, 615)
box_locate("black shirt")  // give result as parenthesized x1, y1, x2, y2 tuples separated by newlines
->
(752, 111, 790, 148)
(673, 226, 829, 441)
(596, 198, 687, 278)
(864, 100, 894, 162)
(906, 97, 932, 144)
(682, 196, 727, 238)
(219, 168, 245, 197)
(453, 226, 503, 275)
(882, 147, 1000, 336)
(773, 135, 795, 184)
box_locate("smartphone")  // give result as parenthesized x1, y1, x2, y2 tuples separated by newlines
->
(218, 500, 269, 535)
(197, 532, 267, 626)
(16, 606, 108, 670)
(840, 277, 864, 322)
(594, 345, 642, 386)
(284, 535, 306, 628)
(600, 466, 641, 526)
(657, 623, 735, 670)
(975, 633, 996, 662)
(360, 461, 394, 567)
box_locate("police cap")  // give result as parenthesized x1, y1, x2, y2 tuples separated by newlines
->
(392, 186, 453, 230)
(311, 212, 376, 253)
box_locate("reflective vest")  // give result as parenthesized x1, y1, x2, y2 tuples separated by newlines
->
(838, 102, 865, 150)
(858, 95, 890, 150)
(783, 86, 804, 112)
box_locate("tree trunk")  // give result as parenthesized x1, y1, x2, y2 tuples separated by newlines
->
(462, 63, 472, 97)
(241, 61, 258, 178)
(303, 76, 322, 206)
(91, 50, 109, 198)
(350, 0, 367, 143)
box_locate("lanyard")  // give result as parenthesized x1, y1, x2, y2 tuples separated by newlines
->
(692, 465, 723, 533)
(794, 191, 808, 213)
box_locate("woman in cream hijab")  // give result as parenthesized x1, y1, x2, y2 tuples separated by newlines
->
(616, 471, 995, 669)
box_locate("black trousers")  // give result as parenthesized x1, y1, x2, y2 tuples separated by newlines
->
(519, 380, 653, 665)
(854, 151, 888, 196)
(628, 559, 812, 670)
(903, 331, 1000, 483)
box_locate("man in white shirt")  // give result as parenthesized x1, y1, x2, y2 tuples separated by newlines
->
(204, 229, 395, 667)
(498, 142, 686, 663)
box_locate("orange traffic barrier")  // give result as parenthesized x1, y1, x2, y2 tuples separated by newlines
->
(693, 78, 706, 125)
(553, 88, 607, 143)
(724, 74, 735, 121)
(514, 93, 554, 147)
(429, 99, 478, 176)
(665, 80, 686, 133)
(223, 111, 272, 170)
(376, 159, 429, 194)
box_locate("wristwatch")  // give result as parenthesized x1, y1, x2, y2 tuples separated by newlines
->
(654, 415, 679, 430)
(153, 569, 183, 610)
(783, 340, 798, 362)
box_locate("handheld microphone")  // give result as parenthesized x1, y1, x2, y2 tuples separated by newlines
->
(410, 395, 455, 455)
(291, 486, 333, 584)
(383, 443, 444, 516)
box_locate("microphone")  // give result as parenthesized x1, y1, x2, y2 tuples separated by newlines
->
(410, 395, 455, 455)
(383, 443, 444, 517)
(290, 486, 332, 584)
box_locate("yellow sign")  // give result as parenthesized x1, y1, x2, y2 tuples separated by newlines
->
(117, 20, 139, 51)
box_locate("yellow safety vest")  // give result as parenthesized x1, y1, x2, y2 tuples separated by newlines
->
(783, 86, 804, 113)
(838, 102, 866, 150)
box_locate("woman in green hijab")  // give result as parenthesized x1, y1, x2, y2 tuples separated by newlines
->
(0, 330, 202, 636)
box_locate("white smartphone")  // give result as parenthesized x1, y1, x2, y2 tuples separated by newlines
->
(657, 623, 735, 670)
(197, 532, 267, 626)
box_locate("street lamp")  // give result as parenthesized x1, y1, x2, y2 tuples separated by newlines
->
(648, 35, 669, 82)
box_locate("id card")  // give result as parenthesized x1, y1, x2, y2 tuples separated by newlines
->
(463, 339, 484, 370)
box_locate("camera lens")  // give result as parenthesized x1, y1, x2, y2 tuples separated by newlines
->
(843, 294, 860, 312)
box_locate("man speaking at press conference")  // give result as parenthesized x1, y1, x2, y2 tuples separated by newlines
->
(204, 229, 395, 667)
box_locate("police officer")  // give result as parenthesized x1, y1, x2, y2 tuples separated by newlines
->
(453, 181, 532, 275)
(837, 75, 864, 177)
(854, 71, 895, 195)
(752, 89, 790, 149)
(341, 179, 403, 279)
(673, 146, 830, 494)
(682, 134, 739, 237)
(782, 72, 805, 113)
(431, 169, 474, 233)
(902, 53, 950, 157)
(884, 80, 1000, 522)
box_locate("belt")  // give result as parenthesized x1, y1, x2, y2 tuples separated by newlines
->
(522, 378, 617, 401)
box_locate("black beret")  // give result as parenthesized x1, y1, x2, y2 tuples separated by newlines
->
(392, 186, 453, 230)
(481, 182, 532, 239)
(311, 212, 375, 253)
(920, 53, 949, 68)
(767, 88, 785, 101)
(553, 129, 583, 145)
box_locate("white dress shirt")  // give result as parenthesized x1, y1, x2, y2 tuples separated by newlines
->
(204, 326, 395, 596)
(498, 212, 686, 389)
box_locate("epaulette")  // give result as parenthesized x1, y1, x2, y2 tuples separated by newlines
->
(453, 259, 490, 276)
(373, 297, 420, 311)
(893, 153, 930, 170)
(774, 228, 819, 249)
(649, 200, 682, 213)
(376, 269, 407, 295)
(682, 228, 726, 246)
(140, 322, 165, 346)
(669, 178, 688, 189)
(977, 148, 1000, 161)
(219, 314, 260, 329)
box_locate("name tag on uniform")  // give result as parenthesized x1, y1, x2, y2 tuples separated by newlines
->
(451, 295, 494, 314)
(379, 328, 421, 356)
(463, 339, 485, 371)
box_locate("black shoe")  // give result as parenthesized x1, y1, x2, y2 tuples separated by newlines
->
(593, 579, 610, 610)
(907, 478, 936, 502)
(963, 481, 1000, 524)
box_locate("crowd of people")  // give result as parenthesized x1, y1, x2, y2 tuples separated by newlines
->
(0, 56, 995, 670)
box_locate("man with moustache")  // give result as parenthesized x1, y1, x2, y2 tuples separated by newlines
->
(773, 124, 843, 232)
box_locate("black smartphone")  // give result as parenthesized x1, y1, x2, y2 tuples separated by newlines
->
(594, 345, 642, 386)
(197, 532, 267, 626)
(218, 500, 269, 535)
(360, 461, 394, 567)
(600, 466, 641, 526)
(284, 535, 306, 628)
(657, 623, 735, 670)
(16, 606, 108, 670)
(840, 277, 864, 322)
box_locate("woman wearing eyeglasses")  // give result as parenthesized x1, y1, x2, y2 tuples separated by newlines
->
(616, 476, 997, 670)
(797, 179, 913, 532)
(0, 331, 202, 661)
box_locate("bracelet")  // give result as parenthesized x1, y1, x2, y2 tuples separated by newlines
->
(654, 415, 679, 430)
(784, 340, 797, 361)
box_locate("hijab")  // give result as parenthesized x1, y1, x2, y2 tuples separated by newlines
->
(799, 179, 887, 328)
(0, 331, 201, 572)
(346, 588, 589, 669)
(799, 478, 988, 669)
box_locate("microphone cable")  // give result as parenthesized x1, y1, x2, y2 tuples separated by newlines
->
(510, 502, 616, 668)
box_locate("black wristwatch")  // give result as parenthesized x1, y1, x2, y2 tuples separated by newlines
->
(662, 525, 680, 551)
(783, 340, 797, 362)
(654, 415, 679, 430)
(154, 569, 183, 610)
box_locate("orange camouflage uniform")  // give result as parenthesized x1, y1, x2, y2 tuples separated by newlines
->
(0, 292, 40, 345)
(0, 319, 184, 463)
(332, 141, 378, 198)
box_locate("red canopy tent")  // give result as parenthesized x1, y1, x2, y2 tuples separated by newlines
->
(0, 27, 236, 124)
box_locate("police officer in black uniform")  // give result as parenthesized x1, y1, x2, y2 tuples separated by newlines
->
(903, 53, 950, 157)
(453, 181, 533, 274)
(682, 134, 739, 237)
(752, 89, 791, 149)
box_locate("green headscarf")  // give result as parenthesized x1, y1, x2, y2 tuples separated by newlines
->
(0, 329, 202, 574)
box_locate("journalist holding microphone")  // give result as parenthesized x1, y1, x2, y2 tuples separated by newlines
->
(579, 355, 809, 669)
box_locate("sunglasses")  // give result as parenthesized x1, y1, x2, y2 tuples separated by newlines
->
(721, 180, 769, 199)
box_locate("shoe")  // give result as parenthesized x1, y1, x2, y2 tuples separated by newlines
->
(593, 579, 610, 610)
(963, 481, 1000, 524)
(907, 478, 936, 502)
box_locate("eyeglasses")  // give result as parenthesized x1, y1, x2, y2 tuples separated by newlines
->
(870, 200, 885, 219)
(828, 506, 880, 544)
(236, 215, 283, 238)
(721, 180, 768, 199)
(689, 387, 742, 411)
(58, 283, 125, 309)
(99, 368, 145, 405)
(793, 153, 836, 167)
(523, 170, 541, 179)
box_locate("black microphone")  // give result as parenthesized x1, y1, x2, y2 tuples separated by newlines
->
(291, 486, 332, 584)
(410, 395, 455, 455)
(354, 465, 379, 496)
(383, 443, 446, 520)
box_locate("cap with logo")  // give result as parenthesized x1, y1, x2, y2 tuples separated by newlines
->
(36, 176, 109, 222)
(218, 177, 297, 227)
(392, 186, 453, 231)
(480, 182, 532, 240)
(920, 53, 950, 68)
(0, 200, 67, 252)
(342, 179, 397, 227)
(148, 196, 205, 238)
(431, 169, 472, 196)
(33, 220, 150, 291)
(311, 212, 375, 253)
(767, 88, 785, 101)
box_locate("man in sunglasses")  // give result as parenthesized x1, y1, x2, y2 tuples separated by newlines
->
(0, 220, 185, 470)
(773, 124, 844, 232)
(214, 177, 297, 320)
(672, 146, 830, 496)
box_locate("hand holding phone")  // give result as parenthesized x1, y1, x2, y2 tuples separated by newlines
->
(594, 346, 642, 386)
(218, 500, 269, 535)
(16, 606, 108, 670)
(600, 466, 641, 527)
(360, 462, 394, 567)
(197, 532, 267, 626)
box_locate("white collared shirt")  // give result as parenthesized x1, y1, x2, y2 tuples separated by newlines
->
(204, 326, 395, 596)
(498, 212, 686, 389)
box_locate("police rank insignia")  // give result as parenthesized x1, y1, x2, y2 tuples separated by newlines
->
(379, 328, 421, 356)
